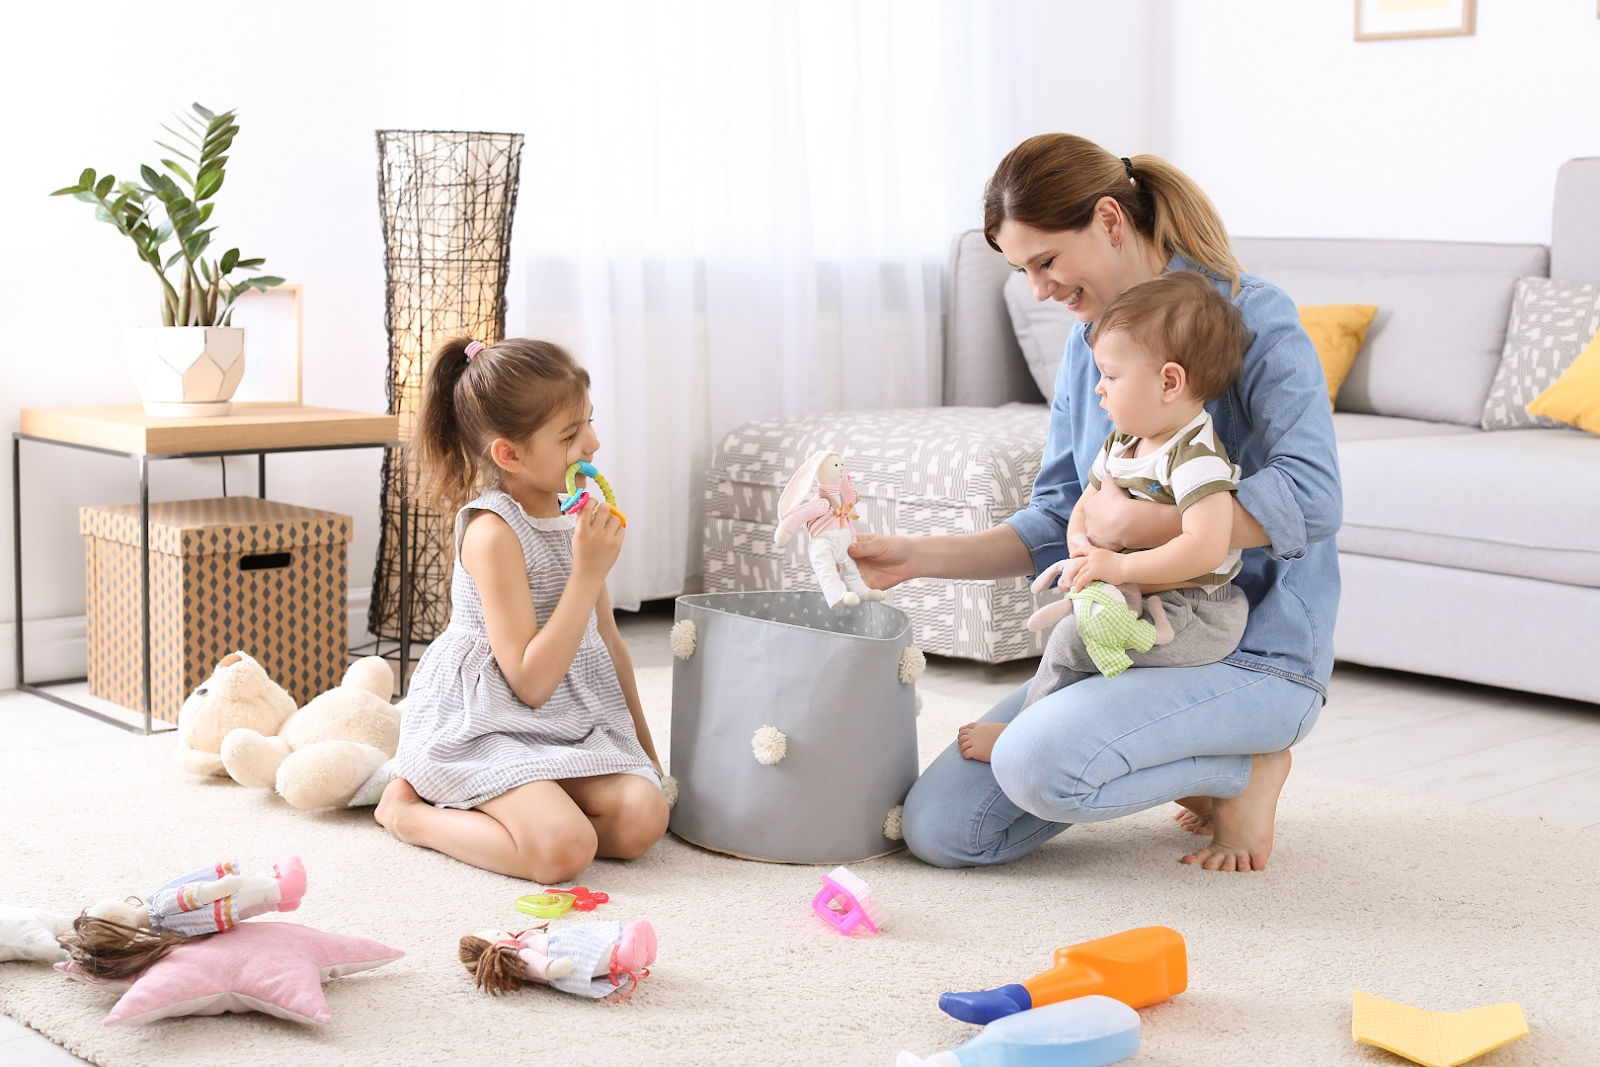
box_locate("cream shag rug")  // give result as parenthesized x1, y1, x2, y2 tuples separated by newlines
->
(2, 667, 1598, 1067)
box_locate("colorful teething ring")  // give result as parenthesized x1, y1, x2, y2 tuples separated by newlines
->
(560, 461, 626, 527)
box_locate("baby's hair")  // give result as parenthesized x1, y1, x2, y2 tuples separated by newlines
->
(1088, 271, 1250, 403)
(415, 337, 592, 517)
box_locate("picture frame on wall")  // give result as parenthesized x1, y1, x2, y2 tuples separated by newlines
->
(1355, 0, 1476, 40)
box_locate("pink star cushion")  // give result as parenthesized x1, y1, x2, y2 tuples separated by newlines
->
(92, 921, 403, 1026)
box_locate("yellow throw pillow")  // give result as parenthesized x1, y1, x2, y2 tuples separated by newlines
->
(1298, 304, 1378, 411)
(1525, 328, 1600, 435)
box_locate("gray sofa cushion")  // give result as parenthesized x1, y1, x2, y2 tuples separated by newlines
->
(1266, 268, 1519, 426)
(945, 231, 1043, 407)
(1003, 271, 1074, 400)
(1481, 276, 1600, 430)
(1332, 412, 1478, 443)
(1337, 427, 1600, 587)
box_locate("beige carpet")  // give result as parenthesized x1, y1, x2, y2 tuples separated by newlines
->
(2, 667, 1598, 1067)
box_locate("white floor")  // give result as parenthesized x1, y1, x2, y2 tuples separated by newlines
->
(3, 602, 1597, 1064)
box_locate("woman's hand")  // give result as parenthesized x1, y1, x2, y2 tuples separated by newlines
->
(571, 498, 625, 583)
(847, 532, 917, 591)
(1082, 478, 1182, 551)
(1067, 546, 1127, 591)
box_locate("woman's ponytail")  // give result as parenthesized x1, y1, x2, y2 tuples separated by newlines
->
(1127, 153, 1241, 295)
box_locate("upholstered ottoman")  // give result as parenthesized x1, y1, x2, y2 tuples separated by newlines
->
(703, 406, 1052, 663)
(668, 591, 922, 864)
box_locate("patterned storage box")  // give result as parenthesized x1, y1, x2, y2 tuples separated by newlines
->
(80, 497, 351, 723)
(669, 591, 919, 864)
(703, 406, 1052, 663)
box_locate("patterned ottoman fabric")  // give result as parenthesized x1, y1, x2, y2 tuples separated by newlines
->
(703, 405, 1054, 663)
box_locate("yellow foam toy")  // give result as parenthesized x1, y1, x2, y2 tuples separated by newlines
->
(1352, 991, 1528, 1067)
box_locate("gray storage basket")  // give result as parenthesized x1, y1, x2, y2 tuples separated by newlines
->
(668, 591, 920, 864)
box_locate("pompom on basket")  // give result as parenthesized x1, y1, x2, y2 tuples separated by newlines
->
(668, 591, 921, 863)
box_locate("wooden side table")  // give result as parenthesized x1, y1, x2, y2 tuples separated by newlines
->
(13, 404, 406, 734)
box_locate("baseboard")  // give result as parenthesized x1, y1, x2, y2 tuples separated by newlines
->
(0, 589, 377, 693)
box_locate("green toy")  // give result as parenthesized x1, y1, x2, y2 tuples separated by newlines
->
(1061, 581, 1158, 678)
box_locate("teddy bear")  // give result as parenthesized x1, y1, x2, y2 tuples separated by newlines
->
(217, 655, 403, 809)
(175, 651, 297, 778)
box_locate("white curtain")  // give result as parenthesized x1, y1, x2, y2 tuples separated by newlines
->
(514, 1, 1039, 608)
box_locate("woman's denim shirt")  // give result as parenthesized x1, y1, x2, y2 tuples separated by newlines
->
(1005, 254, 1343, 699)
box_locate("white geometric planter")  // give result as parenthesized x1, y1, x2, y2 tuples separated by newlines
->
(124, 326, 246, 417)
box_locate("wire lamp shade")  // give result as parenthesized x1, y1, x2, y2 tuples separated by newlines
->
(369, 130, 524, 647)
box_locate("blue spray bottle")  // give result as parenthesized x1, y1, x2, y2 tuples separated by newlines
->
(895, 995, 1140, 1067)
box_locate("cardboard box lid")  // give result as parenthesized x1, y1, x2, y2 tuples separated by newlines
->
(79, 497, 352, 556)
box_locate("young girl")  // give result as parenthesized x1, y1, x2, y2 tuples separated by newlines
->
(375, 337, 669, 884)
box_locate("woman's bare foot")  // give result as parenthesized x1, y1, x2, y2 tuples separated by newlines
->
(1173, 797, 1214, 835)
(1181, 750, 1291, 872)
(375, 777, 426, 842)
(957, 722, 1007, 762)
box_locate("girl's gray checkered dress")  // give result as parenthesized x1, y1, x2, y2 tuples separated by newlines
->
(394, 489, 655, 809)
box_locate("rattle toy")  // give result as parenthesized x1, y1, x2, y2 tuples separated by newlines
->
(939, 926, 1186, 1025)
(516, 894, 574, 919)
(560, 461, 626, 527)
(811, 866, 883, 936)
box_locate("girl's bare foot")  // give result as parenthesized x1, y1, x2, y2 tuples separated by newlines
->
(1173, 797, 1214, 835)
(1181, 750, 1291, 872)
(957, 722, 1007, 762)
(375, 777, 426, 842)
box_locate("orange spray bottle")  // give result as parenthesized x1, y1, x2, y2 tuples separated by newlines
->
(939, 926, 1187, 1025)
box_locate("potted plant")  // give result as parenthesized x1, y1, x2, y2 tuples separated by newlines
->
(52, 103, 284, 417)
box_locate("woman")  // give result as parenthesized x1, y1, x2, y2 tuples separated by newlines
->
(850, 134, 1341, 872)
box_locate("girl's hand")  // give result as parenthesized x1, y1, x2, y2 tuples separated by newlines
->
(1067, 547, 1126, 591)
(847, 532, 916, 591)
(571, 497, 625, 582)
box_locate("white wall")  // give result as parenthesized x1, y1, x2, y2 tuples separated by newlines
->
(0, 0, 1161, 688)
(1159, 0, 1600, 245)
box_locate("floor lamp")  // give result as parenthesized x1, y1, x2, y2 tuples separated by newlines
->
(369, 130, 525, 687)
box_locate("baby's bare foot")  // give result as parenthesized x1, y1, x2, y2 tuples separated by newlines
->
(1173, 796, 1214, 835)
(375, 777, 424, 842)
(1181, 750, 1291, 872)
(957, 722, 1006, 763)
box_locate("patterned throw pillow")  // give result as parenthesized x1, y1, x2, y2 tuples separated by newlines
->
(1481, 277, 1600, 430)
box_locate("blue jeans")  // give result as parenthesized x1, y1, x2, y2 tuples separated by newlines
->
(901, 662, 1323, 868)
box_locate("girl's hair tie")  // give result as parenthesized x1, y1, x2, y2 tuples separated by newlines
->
(464, 340, 486, 361)
(1121, 157, 1136, 182)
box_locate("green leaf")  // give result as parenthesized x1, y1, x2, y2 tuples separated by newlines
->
(249, 276, 285, 288)
(165, 248, 186, 269)
(154, 221, 173, 243)
(158, 124, 198, 150)
(79, 167, 95, 188)
(195, 170, 224, 200)
(94, 174, 114, 199)
(235, 257, 265, 268)
(192, 102, 216, 121)
(202, 134, 235, 162)
(49, 185, 84, 196)
(221, 247, 239, 274)
(94, 206, 112, 223)
(71, 190, 98, 203)
(139, 163, 161, 188)
(161, 158, 194, 186)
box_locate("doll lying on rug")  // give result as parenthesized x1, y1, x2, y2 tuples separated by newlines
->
(774, 450, 888, 610)
(61, 856, 307, 981)
(459, 919, 657, 1000)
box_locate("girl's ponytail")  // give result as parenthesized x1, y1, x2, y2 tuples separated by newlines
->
(983, 134, 1242, 296)
(414, 337, 477, 517)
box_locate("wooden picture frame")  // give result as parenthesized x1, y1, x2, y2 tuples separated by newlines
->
(229, 282, 304, 405)
(1355, 0, 1476, 40)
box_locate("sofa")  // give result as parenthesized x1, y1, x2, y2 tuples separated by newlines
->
(705, 158, 1600, 705)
